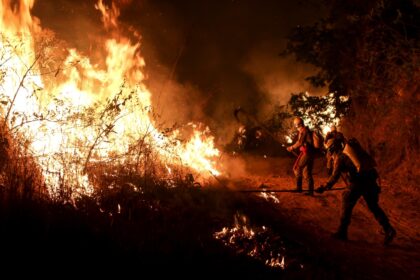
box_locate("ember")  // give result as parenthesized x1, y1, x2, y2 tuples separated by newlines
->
(258, 191, 280, 204)
(214, 212, 303, 270)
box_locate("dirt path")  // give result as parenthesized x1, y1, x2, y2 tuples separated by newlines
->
(224, 154, 420, 279)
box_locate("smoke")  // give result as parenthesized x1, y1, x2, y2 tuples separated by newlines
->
(144, 62, 244, 145)
(32, 1, 104, 51)
(31, 0, 327, 145)
(243, 41, 324, 119)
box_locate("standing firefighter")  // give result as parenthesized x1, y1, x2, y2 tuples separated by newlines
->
(316, 138, 396, 245)
(287, 117, 315, 195)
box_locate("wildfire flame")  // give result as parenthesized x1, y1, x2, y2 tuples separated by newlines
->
(0, 0, 221, 197)
(214, 213, 292, 270)
(258, 191, 280, 204)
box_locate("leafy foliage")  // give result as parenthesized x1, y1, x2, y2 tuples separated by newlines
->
(285, 0, 420, 176)
(288, 92, 349, 131)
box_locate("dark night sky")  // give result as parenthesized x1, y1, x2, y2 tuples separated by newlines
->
(32, 0, 326, 141)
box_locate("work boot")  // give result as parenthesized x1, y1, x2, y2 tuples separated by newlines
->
(308, 178, 314, 193)
(331, 231, 348, 241)
(304, 190, 314, 196)
(384, 227, 396, 245)
(296, 177, 302, 193)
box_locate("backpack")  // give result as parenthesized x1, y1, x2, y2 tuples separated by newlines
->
(311, 129, 324, 149)
(342, 138, 377, 172)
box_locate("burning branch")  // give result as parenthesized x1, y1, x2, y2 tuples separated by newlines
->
(82, 87, 133, 172)
(0, 1, 222, 200)
(3, 55, 39, 129)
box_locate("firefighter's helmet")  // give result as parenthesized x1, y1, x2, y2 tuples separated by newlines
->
(293, 117, 304, 128)
(325, 138, 344, 153)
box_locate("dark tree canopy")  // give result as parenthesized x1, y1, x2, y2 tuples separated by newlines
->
(286, 0, 419, 96)
(285, 0, 420, 179)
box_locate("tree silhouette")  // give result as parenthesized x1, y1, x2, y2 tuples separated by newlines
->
(285, 0, 420, 173)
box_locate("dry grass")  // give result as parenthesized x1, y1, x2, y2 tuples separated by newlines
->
(0, 127, 45, 201)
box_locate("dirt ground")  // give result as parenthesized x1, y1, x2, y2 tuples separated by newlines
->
(222, 154, 420, 279)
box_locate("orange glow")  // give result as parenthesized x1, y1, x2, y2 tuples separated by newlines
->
(214, 213, 289, 270)
(95, 0, 120, 30)
(0, 0, 221, 198)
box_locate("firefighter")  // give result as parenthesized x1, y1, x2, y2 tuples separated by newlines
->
(316, 138, 396, 245)
(287, 117, 315, 195)
(325, 125, 345, 175)
(325, 125, 345, 143)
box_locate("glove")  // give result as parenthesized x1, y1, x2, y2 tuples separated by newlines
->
(315, 185, 326, 194)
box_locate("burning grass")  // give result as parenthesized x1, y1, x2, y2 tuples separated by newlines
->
(214, 212, 300, 270)
(0, 173, 278, 276)
(0, 0, 223, 200)
(0, 116, 391, 279)
(0, 0, 416, 277)
(0, 131, 338, 277)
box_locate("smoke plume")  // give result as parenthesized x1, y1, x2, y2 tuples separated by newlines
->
(32, 0, 327, 144)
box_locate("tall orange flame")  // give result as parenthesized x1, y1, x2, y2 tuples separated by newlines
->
(95, 0, 120, 30)
(0, 0, 221, 198)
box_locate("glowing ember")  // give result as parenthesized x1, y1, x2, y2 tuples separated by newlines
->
(293, 92, 341, 137)
(258, 191, 280, 204)
(214, 212, 297, 270)
(0, 0, 221, 198)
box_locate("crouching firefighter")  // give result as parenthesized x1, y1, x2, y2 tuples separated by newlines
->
(325, 125, 345, 175)
(287, 117, 315, 195)
(316, 138, 396, 245)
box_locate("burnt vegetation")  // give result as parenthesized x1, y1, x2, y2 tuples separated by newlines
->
(0, 38, 321, 276)
(0, 0, 419, 278)
(0, 134, 339, 277)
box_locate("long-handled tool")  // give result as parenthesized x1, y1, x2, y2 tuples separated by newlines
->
(237, 187, 346, 193)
